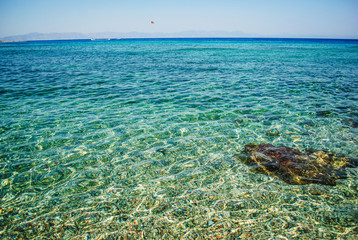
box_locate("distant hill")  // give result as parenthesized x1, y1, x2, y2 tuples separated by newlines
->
(0, 32, 89, 41)
(1, 31, 257, 41)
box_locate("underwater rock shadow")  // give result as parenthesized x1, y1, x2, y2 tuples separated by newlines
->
(234, 143, 358, 186)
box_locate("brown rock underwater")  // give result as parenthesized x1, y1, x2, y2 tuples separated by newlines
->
(234, 143, 358, 186)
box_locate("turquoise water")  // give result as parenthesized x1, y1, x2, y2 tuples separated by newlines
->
(0, 38, 357, 239)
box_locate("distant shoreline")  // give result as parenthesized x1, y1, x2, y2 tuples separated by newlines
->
(1, 37, 358, 43)
(2, 30, 358, 42)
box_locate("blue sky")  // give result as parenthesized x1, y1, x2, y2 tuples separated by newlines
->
(0, 0, 357, 38)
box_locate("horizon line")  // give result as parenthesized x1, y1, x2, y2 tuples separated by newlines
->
(2, 30, 358, 42)
(1, 37, 358, 43)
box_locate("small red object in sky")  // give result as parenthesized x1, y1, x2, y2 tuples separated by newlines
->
(151, 21, 154, 24)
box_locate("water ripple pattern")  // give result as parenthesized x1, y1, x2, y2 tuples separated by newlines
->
(0, 38, 358, 239)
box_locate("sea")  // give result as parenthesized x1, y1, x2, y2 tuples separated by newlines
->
(0, 38, 357, 239)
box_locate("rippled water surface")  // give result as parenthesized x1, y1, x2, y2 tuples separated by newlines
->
(1, 38, 358, 239)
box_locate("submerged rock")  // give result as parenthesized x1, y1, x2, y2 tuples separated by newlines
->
(342, 118, 358, 128)
(234, 143, 358, 186)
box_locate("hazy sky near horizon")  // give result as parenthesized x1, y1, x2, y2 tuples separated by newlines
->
(0, 0, 357, 38)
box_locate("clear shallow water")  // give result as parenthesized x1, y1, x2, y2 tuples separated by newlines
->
(0, 38, 357, 239)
